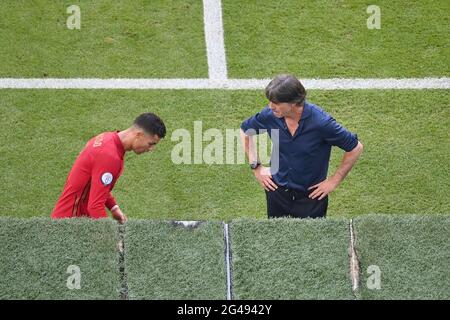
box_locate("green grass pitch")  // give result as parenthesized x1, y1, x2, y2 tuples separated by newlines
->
(0, 216, 448, 299)
(224, 0, 450, 78)
(1, 1, 448, 78)
(0, 217, 120, 299)
(1, 89, 448, 220)
(0, 0, 448, 301)
(230, 218, 354, 299)
(124, 220, 227, 299)
(0, 0, 207, 78)
(354, 215, 450, 299)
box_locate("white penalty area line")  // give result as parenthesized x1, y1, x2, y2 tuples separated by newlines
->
(203, 0, 228, 80)
(0, 78, 449, 90)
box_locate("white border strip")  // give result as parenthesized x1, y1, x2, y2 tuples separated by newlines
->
(203, 0, 228, 80)
(349, 219, 360, 292)
(0, 78, 448, 89)
(223, 223, 232, 300)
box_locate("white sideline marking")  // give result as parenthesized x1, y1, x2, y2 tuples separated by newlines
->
(223, 223, 232, 300)
(349, 219, 360, 292)
(0, 78, 449, 89)
(203, 0, 228, 80)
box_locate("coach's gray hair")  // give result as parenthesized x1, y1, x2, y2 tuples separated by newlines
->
(265, 74, 306, 105)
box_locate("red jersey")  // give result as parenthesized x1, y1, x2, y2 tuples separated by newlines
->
(51, 131, 125, 219)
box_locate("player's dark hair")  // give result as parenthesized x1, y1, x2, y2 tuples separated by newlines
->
(133, 113, 166, 138)
(265, 74, 306, 105)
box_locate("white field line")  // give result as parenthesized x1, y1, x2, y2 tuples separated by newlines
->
(203, 0, 228, 80)
(223, 223, 233, 300)
(0, 77, 449, 89)
(349, 219, 360, 292)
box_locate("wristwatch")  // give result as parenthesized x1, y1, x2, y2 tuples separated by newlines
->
(250, 161, 261, 170)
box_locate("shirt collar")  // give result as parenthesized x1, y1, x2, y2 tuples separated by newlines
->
(271, 101, 312, 124)
(301, 101, 312, 120)
(114, 130, 126, 158)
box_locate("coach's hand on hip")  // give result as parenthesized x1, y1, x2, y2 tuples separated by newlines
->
(254, 166, 278, 192)
(308, 140, 364, 200)
(307, 176, 340, 200)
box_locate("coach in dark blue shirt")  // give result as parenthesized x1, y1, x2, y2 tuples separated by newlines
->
(240, 75, 363, 218)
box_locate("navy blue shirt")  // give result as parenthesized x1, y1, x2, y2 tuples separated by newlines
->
(241, 101, 358, 192)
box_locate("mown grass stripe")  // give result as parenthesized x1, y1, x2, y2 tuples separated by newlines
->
(0, 217, 120, 299)
(354, 214, 450, 300)
(230, 218, 353, 299)
(124, 220, 227, 299)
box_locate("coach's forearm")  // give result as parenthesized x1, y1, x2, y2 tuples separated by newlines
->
(331, 141, 364, 184)
(240, 129, 259, 163)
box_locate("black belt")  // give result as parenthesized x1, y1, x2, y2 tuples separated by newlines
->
(277, 186, 311, 199)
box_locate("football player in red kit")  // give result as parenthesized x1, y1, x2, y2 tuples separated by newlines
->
(51, 113, 166, 224)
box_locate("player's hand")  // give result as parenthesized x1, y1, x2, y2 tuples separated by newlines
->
(254, 166, 278, 191)
(112, 207, 127, 224)
(308, 176, 340, 200)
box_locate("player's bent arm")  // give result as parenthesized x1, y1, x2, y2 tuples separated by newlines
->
(106, 192, 127, 223)
(105, 193, 118, 211)
(87, 157, 121, 219)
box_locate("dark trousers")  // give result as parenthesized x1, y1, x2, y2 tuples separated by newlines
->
(265, 186, 328, 219)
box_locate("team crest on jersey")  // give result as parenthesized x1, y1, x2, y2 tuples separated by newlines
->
(101, 172, 113, 186)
